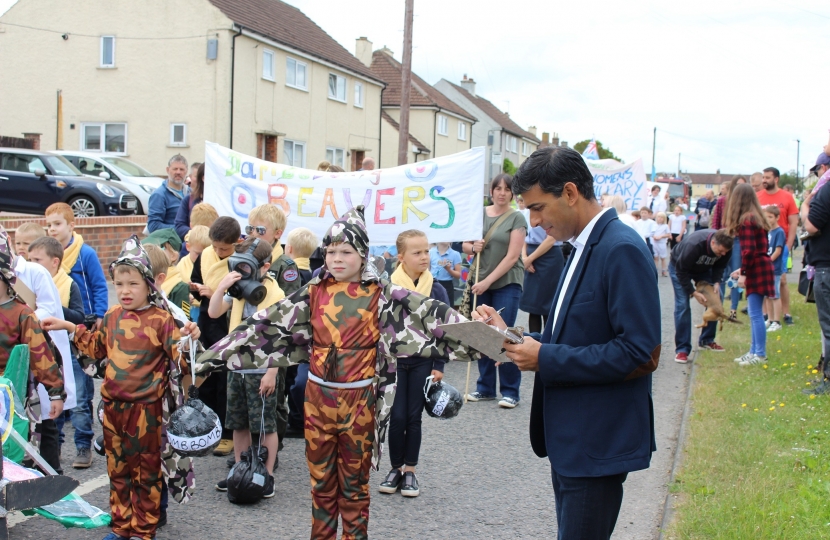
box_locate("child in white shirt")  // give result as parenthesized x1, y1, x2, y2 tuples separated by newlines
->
(652, 212, 671, 276)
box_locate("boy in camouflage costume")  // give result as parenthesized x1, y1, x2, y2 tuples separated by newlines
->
(42, 235, 199, 540)
(197, 206, 478, 540)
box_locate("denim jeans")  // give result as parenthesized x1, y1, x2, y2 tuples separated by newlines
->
(722, 238, 742, 311)
(474, 283, 522, 400)
(551, 468, 627, 540)
(813, 268, 830, 361)
(289, 363, 309, 430)
(669, 263, 717, 354)
(388, 358, 433, 468)
(747, 293, 766, 357)
(55, 354, 94, 449)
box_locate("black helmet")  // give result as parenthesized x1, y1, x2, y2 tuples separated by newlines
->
(93, 434, 105, 456)
(423, 377, 463, 420)
(97, 399, 104, 424)
(167, 397, 222, 457)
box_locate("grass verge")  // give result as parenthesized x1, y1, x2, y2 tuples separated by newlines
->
(667, 284, 830, 539)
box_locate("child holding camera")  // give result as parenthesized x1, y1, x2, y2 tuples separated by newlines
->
(207, 237, 284, 497)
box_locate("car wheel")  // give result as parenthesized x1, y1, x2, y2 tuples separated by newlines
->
(68, 196, 99, 218)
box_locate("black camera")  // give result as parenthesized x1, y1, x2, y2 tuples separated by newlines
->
(83, 313, 98, 328)
(226, 239, 266, 304)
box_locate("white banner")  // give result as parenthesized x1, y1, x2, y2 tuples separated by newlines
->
(204, 142, 485, 243)
(585, 158, 649, 211)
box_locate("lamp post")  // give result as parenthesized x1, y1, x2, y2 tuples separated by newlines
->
(796, 139, 801, 192)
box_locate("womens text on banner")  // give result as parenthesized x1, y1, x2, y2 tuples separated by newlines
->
(585, 158, 649, 211)
(203, 142, 485, 244)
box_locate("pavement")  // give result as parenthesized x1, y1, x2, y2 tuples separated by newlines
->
(9, 272, 690, 539)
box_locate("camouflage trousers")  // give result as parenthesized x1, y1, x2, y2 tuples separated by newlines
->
(305, 379, 375, 540)
(103, 399, 164, 540)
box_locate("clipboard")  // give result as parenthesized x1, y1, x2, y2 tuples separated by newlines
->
(438, 321, 524, 363)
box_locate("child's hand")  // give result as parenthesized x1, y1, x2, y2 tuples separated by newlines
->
(430, 370, 444, 383)
(737, 275, 746, 289)
(196, 284, 214, 298)
(49, 399, 64, 419)
(217, 272, 242, 293)
(260, 369, 277, 396)
(181, 321, 201, 341)
(40, 317, 73, 333)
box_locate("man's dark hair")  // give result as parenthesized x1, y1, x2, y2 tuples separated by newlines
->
(763, 167, 780, 179)
(209, 216, 241, 244)
(712, 229, 734, 251)
(512, 146, 595, 201)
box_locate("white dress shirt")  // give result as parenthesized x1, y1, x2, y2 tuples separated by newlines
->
(552, 208, 611, 331)
(14, 256, 77, 411)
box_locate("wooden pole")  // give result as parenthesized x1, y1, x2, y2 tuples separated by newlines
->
(463, 254, 480, 403)
(56, 89, 63, 150)
(397, 0, 414, 166)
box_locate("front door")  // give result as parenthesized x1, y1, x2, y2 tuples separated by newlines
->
(351, 150, 365, 171)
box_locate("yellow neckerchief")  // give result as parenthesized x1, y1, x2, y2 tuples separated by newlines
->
(177, 254, 194, 283)
(293, 257, 310, 271)
(52, 268, 72, 307)
(161, 265, 183, 296)
(229, 275, 284, 330)
(391, 263, 433, 296)
(61, 232, 84, 273)
(200, 245, 230, 292)
(270, 242, 284, 264)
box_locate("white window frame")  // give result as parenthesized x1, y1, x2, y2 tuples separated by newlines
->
(262, 49, 275, 81)
(284, 139, 306, 168)
(437, 115, 448, 136)
(80, 122, 128, 155)
(354, 82, 364, 108)
(325, 147, 345, 168)
(457, 122, 467, 141)
(100, 36, 115, 68)
(521, 141, 529, 156)
(506, 135, 517, 153)
(285, 57, 308, 91)
(328, 73, 347, 102)
(170, 123, 187, 147)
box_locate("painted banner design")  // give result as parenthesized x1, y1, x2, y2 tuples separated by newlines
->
(585, 158, 649, 211)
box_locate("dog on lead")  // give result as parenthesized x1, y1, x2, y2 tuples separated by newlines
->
(695, 281, 742, 331)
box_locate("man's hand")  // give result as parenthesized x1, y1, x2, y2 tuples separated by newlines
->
(260, 369, 277, 396)
(472, 304, 507, 330)
(503, 337, 542, 372)
(430, 369, 444, 383)
(40, 316, 74, 333)
(713, 282, 720, 296)
(49, 399, 64, 419)
(737, 275, 746, 289)
(692, 291, 707, 306)
(182, 321, 201, 341)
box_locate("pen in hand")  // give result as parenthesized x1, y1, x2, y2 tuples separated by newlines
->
(482, 307, 505, 325)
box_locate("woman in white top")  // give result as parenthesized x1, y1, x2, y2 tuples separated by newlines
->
(668, 205, 687, 248)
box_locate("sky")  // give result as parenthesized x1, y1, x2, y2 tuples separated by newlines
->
(2, 0, 828, 175)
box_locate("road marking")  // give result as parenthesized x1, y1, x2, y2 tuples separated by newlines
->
(7, 473, 109, 527)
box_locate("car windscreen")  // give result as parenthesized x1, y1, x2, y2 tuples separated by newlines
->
(100, 156, 157, 177)
(42, 155, 83, 176)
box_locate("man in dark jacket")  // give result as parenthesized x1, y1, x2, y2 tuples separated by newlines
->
(147, 155, 189, 233)
(669, 229, 733, 363)
(694, 190, 716, 231)
(802, 174, 830, 394)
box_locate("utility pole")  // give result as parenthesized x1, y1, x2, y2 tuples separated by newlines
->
(795, 139, 800, 192)
(677, 152, 681, 178)
(651, 127, 656, 181)
(397, 0, 415, 166)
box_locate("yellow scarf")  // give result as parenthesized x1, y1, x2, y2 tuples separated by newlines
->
(391, 264, 433, 296)
(293, 257, 310, 271)
(229, 276, 285, 330)
(200, 245, 230, 292)
(52, 269, 72, 307)
(161, 265, 183, 296)
(61, 232, 84, 273)
(177, 254, 194, 283)
(270, 243, 284, 264)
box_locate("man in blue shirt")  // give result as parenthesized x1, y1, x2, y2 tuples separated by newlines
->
(147, 154, 189, 233)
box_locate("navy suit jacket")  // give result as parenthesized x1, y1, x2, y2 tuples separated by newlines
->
(528, 208, 661, 477)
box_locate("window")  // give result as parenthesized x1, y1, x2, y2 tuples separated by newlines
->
(262, 49, 275, 81)
(328, 73, 346, 102)
(284, 140, 306, 168)
(505, 135, 517, 153)
(354, 82, 363, 108)
(521, 141, 529, 156)
(325, 147, 345, 168)
(81, 122, 127, 154)
(286, 57, 308, 90)
(437, 115, 448, 136)
(458, 122, 467, 141)
(170, 123, 187, 146)
(100, 36, 115, 67)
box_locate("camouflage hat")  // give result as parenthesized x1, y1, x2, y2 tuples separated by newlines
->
(0, 226, 17, 287)
(109, 235, 166, 310)
(319, 205, 383, 282)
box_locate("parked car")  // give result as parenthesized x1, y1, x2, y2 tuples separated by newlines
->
(55, 151, 162, 215)
(0, 148, 137, 217)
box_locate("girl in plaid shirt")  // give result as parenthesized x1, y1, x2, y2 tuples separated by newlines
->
(725, 184, 775, 366)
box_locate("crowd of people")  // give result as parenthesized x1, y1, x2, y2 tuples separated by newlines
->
(2, 138, 829, 539)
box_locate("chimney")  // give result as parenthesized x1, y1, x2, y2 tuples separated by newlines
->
(379, 46, 394, 57)
(527, 126, 537, 137)
(551, 132, 560, 147)
(460, 74, 476, 96)
(541, 132, 550, 147)
(561, 141, 569, 148)
(355, 37, 373, 68)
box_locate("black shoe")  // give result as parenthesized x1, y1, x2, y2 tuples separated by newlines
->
(378, 468, 403, 494)
(263, 475, 276, 499)
(741, 306, 748, 315)
(157, 509, 167, 528)
(804, 381, 830, 395)
(784, 314, 794, 325)
(284, 425, 304, 439)
(226, 455, 236, 468)
(215, 478, 228, 492)
(401, 471, 420, 498)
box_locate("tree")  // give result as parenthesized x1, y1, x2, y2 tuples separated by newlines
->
(779, 170, 797, 189)
(503, 158, 517, 175)
(573, 140, 623, 162)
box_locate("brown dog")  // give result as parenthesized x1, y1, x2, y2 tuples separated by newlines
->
(695, 281, 742, 330)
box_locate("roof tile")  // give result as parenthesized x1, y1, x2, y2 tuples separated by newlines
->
(443, 81, 539, 142)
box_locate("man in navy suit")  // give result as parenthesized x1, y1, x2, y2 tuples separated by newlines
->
(475, 147, 661, 539)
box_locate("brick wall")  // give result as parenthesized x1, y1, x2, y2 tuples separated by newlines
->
(1, 215, 148, 275)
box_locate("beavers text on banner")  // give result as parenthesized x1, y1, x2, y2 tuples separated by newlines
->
(203, 142, 484, 244)
(585, 158, 649, 211)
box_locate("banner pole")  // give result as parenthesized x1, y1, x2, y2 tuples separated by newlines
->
(463, 254, 480, 403)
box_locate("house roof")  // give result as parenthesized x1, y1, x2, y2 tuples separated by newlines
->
(208, 0, 383, 84)
(381, 111, 430, 153)
(371, 51, 476, 122)
(684, 173, 747, 185)
(442, 81, 540, 143)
